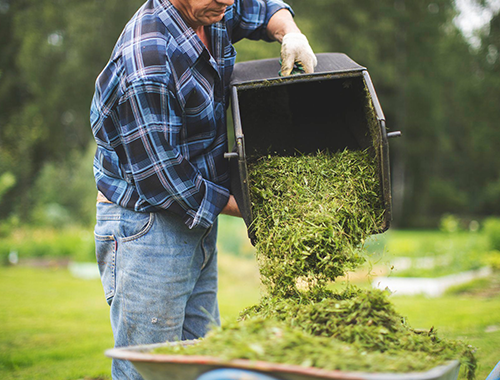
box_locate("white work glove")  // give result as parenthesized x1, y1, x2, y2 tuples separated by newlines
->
(280, 33, 317, 76)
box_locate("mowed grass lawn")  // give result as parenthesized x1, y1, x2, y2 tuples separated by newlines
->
(0, 254, 261, 380)
(1, 255, 499, 380)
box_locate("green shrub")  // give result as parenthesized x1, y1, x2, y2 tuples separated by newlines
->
(365, 228, 491, 278)
(0, 227, 95, 263)
(439, 214, 461, 233)
(484, 250, 500, 271)
(31, 144, 97, 228)
(483, 217, 500, 251)
(445, 276, 493, 295)
(0, 172, 16, 201)
(429, 180, 468, 215)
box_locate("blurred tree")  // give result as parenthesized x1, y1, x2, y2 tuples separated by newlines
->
(0, 0, 30, 219)
(285, 0, 496, 227)
(0, 0, 142, 223)
(0, 0, 498, 227)
(473, 10, 500, 214)
(32, 144, 96, 227)
(0, 172, 15, 202)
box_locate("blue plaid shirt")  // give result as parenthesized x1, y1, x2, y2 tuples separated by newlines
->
(90, 0, 292, 229)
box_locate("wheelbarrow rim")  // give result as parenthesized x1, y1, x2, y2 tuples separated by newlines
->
(106, 341, 460, 380)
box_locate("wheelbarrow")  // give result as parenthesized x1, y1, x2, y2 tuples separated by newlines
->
(105, 341, 465, 380)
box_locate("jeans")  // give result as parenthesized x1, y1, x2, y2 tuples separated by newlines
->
(94, 202, 219, 380)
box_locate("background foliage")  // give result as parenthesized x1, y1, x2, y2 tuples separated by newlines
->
(0, 0, 500, 229)
(1, 3, 499, 379)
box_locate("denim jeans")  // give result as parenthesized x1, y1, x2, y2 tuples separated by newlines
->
(94, 202, 219, 380)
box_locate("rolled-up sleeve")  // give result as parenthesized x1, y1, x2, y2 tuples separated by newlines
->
(230, 0, 294, 43)
(116, 79, 230, 229)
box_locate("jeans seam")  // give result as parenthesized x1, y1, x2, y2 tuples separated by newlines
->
(108, 236, 117, 302)
(96, 215, 121, 221)
(94, 233, 114, 241)
(94, 233, 117, 302)
(200, 225, 213, 270)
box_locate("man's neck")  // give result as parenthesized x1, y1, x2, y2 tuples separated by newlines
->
(168, 0, 212, 54)
(195, 26, 212, 55)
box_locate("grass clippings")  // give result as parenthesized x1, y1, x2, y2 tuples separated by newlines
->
(165, 290, 475, 375)
(248, 150, 384, 297)
(155, 150, 477, 379)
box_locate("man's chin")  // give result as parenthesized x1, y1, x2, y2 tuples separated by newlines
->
(205, 12, 225, 25)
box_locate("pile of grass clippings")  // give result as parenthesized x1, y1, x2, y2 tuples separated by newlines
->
(166, 307, 474, 375)
(155, 150, 476, 379)
(239, 288, 476, 378)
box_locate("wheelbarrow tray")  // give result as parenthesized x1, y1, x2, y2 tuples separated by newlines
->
(105, 341, 460, 380)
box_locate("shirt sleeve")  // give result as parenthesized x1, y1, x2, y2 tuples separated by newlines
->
(229, 0, 294, 43)
(116, 79, 230, 229)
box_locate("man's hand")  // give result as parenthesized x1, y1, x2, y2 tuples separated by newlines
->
(280, 33, 317, 76)
(221, 195, 242, 218)
(266, 9, 317, 76)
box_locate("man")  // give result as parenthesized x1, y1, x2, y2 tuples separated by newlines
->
(90, 0, 316, 378)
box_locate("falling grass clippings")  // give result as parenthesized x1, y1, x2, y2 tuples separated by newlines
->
(248, 150, 385, 297)
(155, 150, 477, 379)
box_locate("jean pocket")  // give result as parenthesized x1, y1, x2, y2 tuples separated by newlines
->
(121, 212, 155, 242)
(94, 233, 116, 305)
(96, 203, 155, 242)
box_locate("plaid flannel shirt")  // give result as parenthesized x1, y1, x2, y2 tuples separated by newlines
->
(90, 0, 292, 229)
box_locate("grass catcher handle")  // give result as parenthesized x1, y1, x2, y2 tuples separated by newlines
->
(224, 152, 238, 159)
(387, 131, 402, 138)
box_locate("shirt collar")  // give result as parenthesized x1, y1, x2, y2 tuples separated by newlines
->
(155, 0, 218, 70)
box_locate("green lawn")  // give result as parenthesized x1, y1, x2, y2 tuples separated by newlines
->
(0, 266, 113, 380)
(0, 255, 261, 380)
(1, 260, 499, 380)
(392, 295, 500, 380)
(1, 219, 499, 380)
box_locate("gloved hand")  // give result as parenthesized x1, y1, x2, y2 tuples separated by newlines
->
(280, 33, 317, 76)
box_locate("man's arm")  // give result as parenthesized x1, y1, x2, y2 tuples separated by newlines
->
(266, 8, 300, 42)
(103, 79, 230, 229)
(266, 8, 317, 76)
(221, 195, 242, 217)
